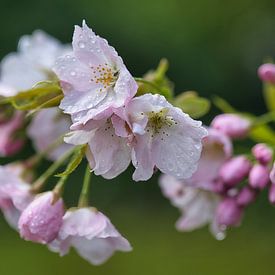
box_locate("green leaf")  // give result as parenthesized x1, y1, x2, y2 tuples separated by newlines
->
(136, 58, 174, 100)
(250, 124, 275, 146)
(55, 145, 87, 177)
(212, 96, 237, 113)
(5, 81, 63, 110)
(174, 91, 211, 118)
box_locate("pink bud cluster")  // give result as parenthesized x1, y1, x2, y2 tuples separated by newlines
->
(159, 113, 275, 239)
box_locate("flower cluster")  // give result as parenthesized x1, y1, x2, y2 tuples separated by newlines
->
(1, 19, 275, 265)
(0, 21, 208, 265)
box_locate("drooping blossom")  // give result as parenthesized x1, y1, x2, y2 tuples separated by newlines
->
(65, 114, 131, 179)
(0, 30, 70, 96)
(158, 129, 231, 238)
(0, 164, 33, 229)
(159, 174, 223, 239)
(54, 21, 137, 126)
(49, 207, 132, 265)
(27, 108, 72, 161)
(211, 114, 251, 139)
(0, 111, 25, 156)
(258, 63, 275, 84)
(18, 191, 64, 244)
(122, 93, 207, 181)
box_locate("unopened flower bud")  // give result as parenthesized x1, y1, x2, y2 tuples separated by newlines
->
(216, 197, 243, 227)
(258, 63, 275, 84)
(248, 164, 270, 190)
(211, 114, 251, 139)
(252, 143, 273, 165)
(219, 156, 251, 187)
(268, 184, 275, 205)
(236, 187, 257, 207)
(18, 191, 64, 244)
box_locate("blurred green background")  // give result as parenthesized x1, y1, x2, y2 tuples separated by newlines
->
(1, 0, 275, 274)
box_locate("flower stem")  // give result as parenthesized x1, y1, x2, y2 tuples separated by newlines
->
(252, 110, 275, 127)
(25, 134, 66, 169)
(78, 164, 91, 207)
(52, 174, 69, 203)
(31, 147, 75, 193)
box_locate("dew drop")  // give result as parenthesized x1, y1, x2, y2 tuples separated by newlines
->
(78, 41, 86, 49)
(215, 232, 226, 241)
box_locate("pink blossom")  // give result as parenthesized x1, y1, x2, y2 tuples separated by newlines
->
(18, 192, 64, 244)
(0, 30, 70, 96)
(54, 21, 137, 126)
(219, 156, 252, 187)
(27, 108, 72, 161)
(123, 93, 207, 181)
(248, 164, 270, 190)
(49, 208, 132, 265)
(159, 174, 223, 239)
(0, 164, 33, 229)
(65, 114, 131, 179)
(252, 143, 273, 165)
(215, 197, 243, 227)
(211, 114, 251, 139)
(258, 63, 275, 84)
(0, 111, 25, 156)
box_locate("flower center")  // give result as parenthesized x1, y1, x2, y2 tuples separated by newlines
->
(90, 63, 118, 90)
(146, 108, 177, 137)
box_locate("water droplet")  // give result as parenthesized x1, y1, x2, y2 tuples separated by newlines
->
(70, 71, 76, 76)
(78, 41, 86, 49)
(215, 232, 226, 241)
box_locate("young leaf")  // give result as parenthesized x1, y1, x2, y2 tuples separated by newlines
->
(174, 91, 210, 118)
(136, 58, 174, 100)
(5, 81, 63, 110)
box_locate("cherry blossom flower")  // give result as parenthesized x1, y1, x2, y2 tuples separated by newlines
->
(0, 111, 25, 156)
(53, 21, 137, 126)
(159, 174, 222, 239)
(18, 192, 64, 244)
(27, 108, 72, 161)
(0, 164, 33, 229)
(64, 114, 131, 179)
(0, 30, 70, 96)
(122, 93, 207, 181)
(49, 207, 132, 265)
